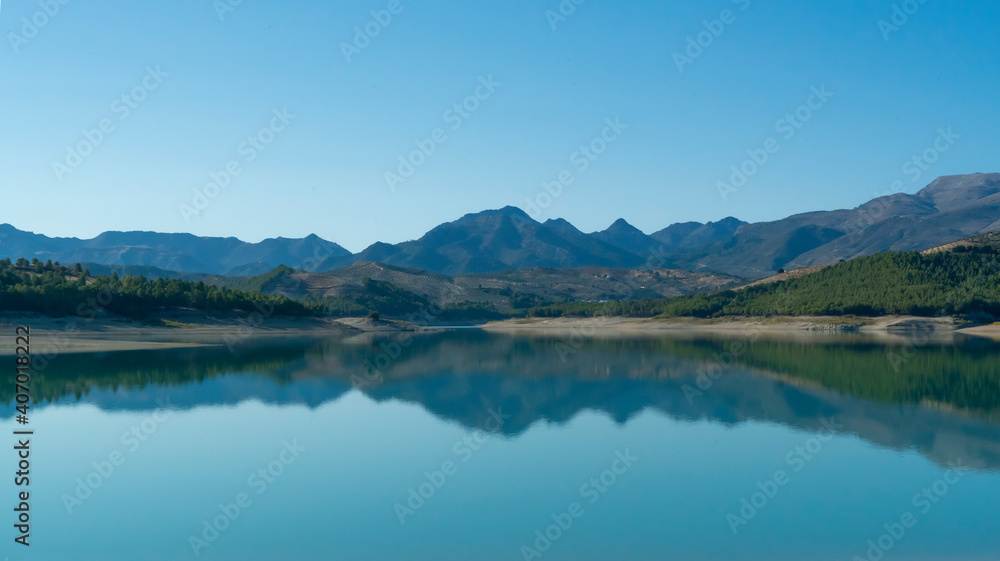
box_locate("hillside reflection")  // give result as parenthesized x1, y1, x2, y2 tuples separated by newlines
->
(9, 330, 1000, 470)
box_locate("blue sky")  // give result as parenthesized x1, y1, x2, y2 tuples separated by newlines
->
(1, 0, 998, 252)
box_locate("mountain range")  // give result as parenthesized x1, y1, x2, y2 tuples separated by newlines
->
(0, 225, 351, 276)
(211, 262, 740, 311)
(2, 173, 997, 279)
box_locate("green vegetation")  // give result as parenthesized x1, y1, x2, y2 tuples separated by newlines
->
(432, 301, 508, 321)
(4, 333, 1000, 420)
(952, 230, 1000, 250)
(0, 343, 322, 406)
(308, 278, 510, 320)
(737, 339, 1000, 414)
(584, 336, 1000, 416)
(530, 250, 1000, 319)
(307, 277, 432, 317)
(0, 258, 518, 321)
(7, 248, 1000, 322)
(0, 259, 308, 318)
(493, 286, 557, 309)
(226, 264, 295, 294)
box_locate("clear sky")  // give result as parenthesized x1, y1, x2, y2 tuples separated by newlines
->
(1, 0, 998, 252)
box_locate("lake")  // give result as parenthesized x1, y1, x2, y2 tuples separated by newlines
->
(4, 330, 999, 560)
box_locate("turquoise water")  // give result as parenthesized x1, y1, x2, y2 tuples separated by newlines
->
(3, 332, 999, 560)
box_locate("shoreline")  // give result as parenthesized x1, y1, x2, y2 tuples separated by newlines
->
(0, 313, 431, 354)
(481, 314, 1000, 341)
(2, 312, 997, 353)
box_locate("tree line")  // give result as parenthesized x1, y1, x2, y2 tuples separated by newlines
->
(6, 249, 1000, 321)
(528, 250, 1000, 319)
(0, 259, 308, 318)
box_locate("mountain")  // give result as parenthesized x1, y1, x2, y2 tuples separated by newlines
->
(78, 263, 208, 281)
(12, 334, 1000, 470)
(338, 206, 645, 274)
(2, 173, 998, 279)
(651, 216, 746, 249)
(923, 230, 1000, 255)
(655, 173, 1000, 277)
(211, 261, 740, 312)
(533, 246, 1000, 320)
(352, 175, 1000, 277)
(590, 218, 662, 256)
(0, 226, 350, 276)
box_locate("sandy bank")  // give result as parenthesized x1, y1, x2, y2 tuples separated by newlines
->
(2, 311, 996, 353)
(481, 315, 980, 343)
(0, 313, 365, 354)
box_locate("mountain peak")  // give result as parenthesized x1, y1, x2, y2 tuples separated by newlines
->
(481, 206, 533, 220)
(589, 218, 659, 255)
(605, 218, 644, 234)
(544, 218, 574, 227)
(544, 218, 591, 237)
(916, 173, 1000, 213)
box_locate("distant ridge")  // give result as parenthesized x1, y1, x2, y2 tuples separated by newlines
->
(336, 206, 644, 274)
(647, 173, 1000, 277)
(0, 225, 350, 276)
(2, 173, 998, 278)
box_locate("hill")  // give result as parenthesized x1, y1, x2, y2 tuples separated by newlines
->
(210, 262, 741, 315)
(0, 226, 350, 276)
(531, 249, 1000, 320)
(923, 230, 1000, 255)
(632, 173, 1000, 277)
(337, 207, 645, 274)
(589, 218, 663, 255)
(0, 258, 308, 318)
(2, 173, 998, 279)
(77, 262, 209, 281)
(332, 173, 1000, 278)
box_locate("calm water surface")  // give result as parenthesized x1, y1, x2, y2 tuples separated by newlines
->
(3, 331, 999, 560)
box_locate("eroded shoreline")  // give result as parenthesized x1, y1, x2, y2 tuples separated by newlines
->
(2, 312, 997, 354)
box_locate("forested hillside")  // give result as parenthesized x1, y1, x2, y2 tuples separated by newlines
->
(6, 246, 1000, 322)
(0, 259, 503, 321)
(0, 258, 308, 318)
(530, 250, 1000, 319)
